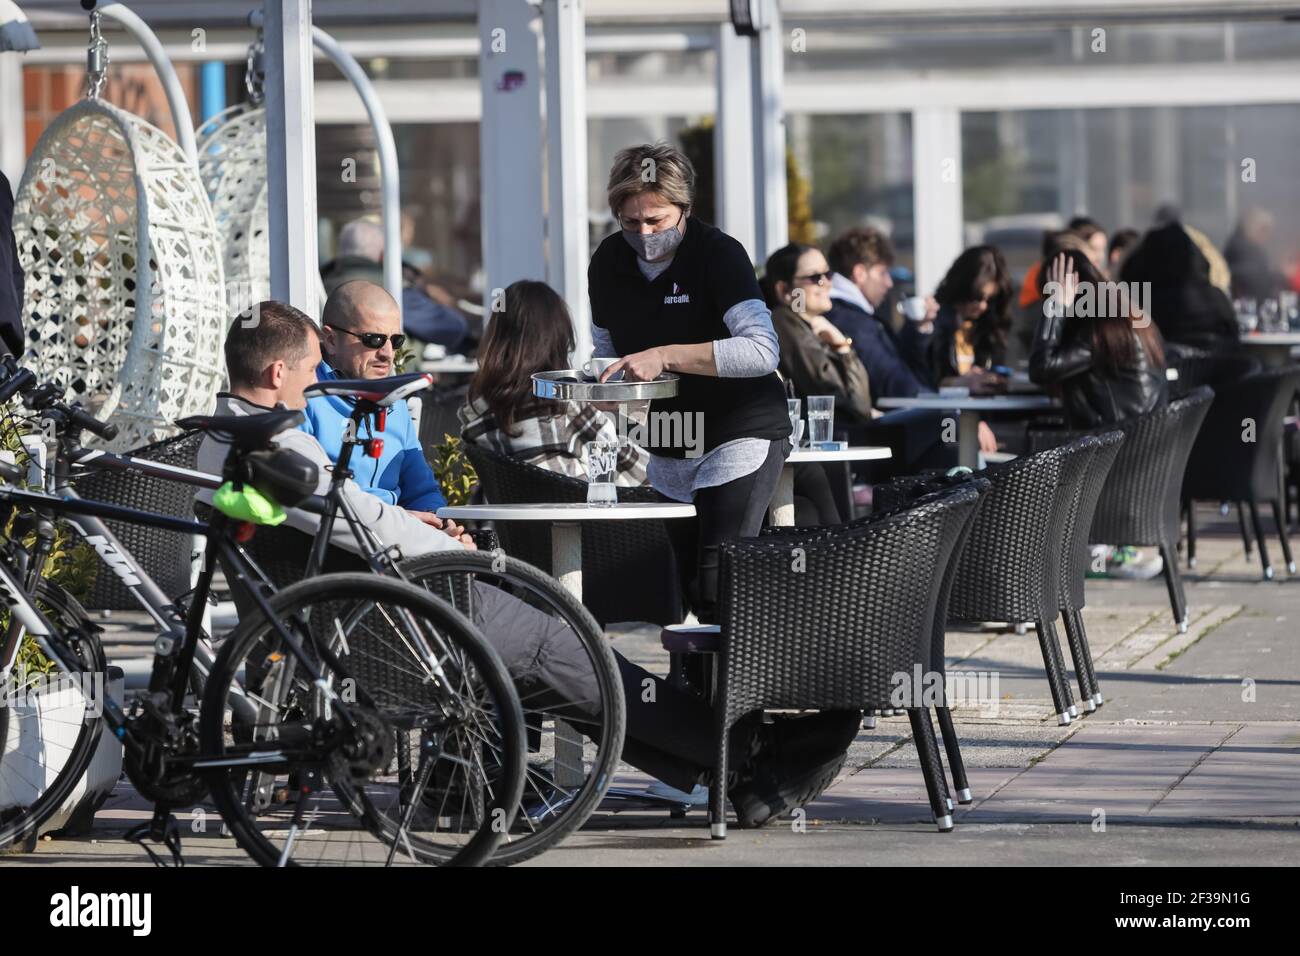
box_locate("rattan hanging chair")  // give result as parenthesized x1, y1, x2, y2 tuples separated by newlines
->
(196, 100, 272, 316)
(12, 22, 226, 451)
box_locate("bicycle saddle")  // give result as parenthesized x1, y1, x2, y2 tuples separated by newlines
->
(303, 372, 433, 407)
(176, 409, 305, 449)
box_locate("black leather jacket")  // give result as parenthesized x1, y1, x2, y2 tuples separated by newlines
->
(1029, 307, 1167, 427)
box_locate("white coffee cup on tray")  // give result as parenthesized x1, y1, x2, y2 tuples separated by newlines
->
(581, 357, 623, 381)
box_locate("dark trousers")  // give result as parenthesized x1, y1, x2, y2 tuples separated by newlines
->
(471, 580, 744, 791)
(665, 439, 788, 625)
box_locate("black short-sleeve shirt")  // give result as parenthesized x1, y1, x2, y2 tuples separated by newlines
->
(588, 217, 789, 458)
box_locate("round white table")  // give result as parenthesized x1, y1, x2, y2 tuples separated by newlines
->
(876, 394, 1057, 469)
(771, 446, 892, 526)
(435, 501, 697, 599)
(1240, 334, 1300, 367)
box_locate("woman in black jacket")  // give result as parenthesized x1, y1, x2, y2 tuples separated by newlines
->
(1030, 240, 1168, 427)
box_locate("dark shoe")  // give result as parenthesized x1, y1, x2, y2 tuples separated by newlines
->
(728, 711, 861, 829)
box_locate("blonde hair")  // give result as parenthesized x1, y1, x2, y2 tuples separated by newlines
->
(606, 143, 695, 220)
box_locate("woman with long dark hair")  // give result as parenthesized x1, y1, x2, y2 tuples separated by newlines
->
(1030, 238, 1167, 427)
(459, 279, 647, 484)
(917, 245, 1015, 388)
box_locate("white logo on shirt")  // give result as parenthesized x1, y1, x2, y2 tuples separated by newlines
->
(664, 282, 690, 305)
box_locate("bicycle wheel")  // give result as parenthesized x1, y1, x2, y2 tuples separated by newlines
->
(400, 551, 625, 866)
(199, 572, 526, 867)
(0, 579, 107, 851)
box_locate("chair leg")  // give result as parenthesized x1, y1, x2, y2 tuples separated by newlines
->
(1272, 500, 1296, 574)
(710, 725, 729, 840)
(1238, 503, 1254, 557)
(1061, 607, 1098, 711)
(907, 708, 953, 831)
(1034, 617, 1073, 725)
(1158, 542, 1188, 632)
(1248, 499, 1274, 580)
(1069, 608, 1104, 707)
(935, 702, 971, 804)
(1186, 500, 1198, 569)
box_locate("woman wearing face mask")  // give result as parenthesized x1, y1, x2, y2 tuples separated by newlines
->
(587, 143, 794, 625)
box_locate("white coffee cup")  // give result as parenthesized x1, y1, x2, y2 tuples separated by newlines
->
(898, 296, 929, 322)
(581, 357, 622, 380)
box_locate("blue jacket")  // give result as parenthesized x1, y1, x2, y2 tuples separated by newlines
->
(825, 299, 928, 401)
(300, 362, 447, 512)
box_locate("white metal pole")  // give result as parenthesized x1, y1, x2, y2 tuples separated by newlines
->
(0, 56, 23, 185)
(263, 0, 319, 315)
(478, 0, 546, 327)
(310, 25, 403, 321)
(750, 0, 787, 261)
(98, 0, 197, 165)
(911, 106, 964, 296)
(543, 0, 590, 362)
(715, 22, 756, 262)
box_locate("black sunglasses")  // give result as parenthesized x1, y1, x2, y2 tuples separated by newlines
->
(326, 324, 406, 350)
(794, 271, 832, 286)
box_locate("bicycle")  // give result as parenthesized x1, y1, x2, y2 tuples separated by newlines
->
(4, 363, 623, 864)
(0, 386, 526, 866)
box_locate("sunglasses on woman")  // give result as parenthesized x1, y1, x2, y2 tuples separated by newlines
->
(794, 270, 832, 286)
(326, 324, 406, 350)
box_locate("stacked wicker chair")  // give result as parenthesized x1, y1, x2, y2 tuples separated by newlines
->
(1030, 387, 1214, 631)
(1183, 366, 1300, 579)
(463, 443, 685, 627)
(707, 483, 984, 838)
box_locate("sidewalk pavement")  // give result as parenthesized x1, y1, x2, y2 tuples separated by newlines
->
(6, 507, 1297, 867)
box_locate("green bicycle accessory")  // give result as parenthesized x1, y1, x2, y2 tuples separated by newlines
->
(212, 481, 288, 526)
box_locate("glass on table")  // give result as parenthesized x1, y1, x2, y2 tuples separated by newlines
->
(1281, 291, 1300, 331)
(806, 395, 835, 447)
(1258, 297, 1282, 333)
(1234, 298, 1258, 334)
(787, 398, 804, 447)
(583, 440, 620, 506)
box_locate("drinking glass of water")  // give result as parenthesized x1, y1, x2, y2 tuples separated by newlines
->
(807, 395, 835, 447)
(1234, 298, 1258, 334)
(1281, 291, 1300, 331)
(583, 441, 620, 506)
(787, 398, 804, 447)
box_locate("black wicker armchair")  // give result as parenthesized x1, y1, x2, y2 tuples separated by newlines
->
(1182, 366, 1300, 580)
(1030, 387, 1213, 631)
(708, 484, 984, 838)
(463, 443, 686, 627)
(1168, 353, 1259, 400)
(71, 430, 206, 610)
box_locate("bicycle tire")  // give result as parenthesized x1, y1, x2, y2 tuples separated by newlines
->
(199, 572, 526, 867)
(0, 579, 107, 852)
(399, 551, 626, 866)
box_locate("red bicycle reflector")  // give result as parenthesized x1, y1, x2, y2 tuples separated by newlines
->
(376, 408, 387, 432)
(367, 438, 384, 459)
(234, 521, 257, 543)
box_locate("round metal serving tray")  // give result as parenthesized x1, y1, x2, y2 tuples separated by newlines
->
(532, 369, 680, 402)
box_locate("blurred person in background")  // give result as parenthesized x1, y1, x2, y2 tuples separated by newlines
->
(1120, 218, 1238, 354)
(1108, 228, 1141, 273)
(1067, 215, 1109, 274)
(320, 217, 470, 352)
(1225, 208, 1288, 302)
(824, 226, 934, 400)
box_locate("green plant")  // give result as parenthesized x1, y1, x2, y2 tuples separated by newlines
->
(431, 434, 478, 507)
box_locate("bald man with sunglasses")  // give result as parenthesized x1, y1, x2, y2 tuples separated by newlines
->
(303, 280, 452, 529)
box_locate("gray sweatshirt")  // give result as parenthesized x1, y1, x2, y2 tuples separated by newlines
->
(195, 394, 463, 560)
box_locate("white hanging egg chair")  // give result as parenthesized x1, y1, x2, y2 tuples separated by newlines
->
(12, 17, 225, 451)
(197, 100, 272, 316)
